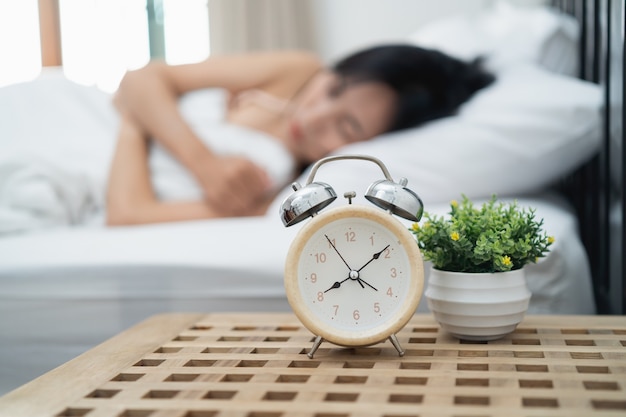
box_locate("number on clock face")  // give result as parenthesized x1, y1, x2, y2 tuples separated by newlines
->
(297, 217, 411, 331)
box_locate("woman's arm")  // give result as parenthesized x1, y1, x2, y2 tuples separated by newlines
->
(113, 50, 321, 215)
(106, 117, 228, 226)
(114, 51, 321, 168)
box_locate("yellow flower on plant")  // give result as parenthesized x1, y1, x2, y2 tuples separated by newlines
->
(548, 236, 555, 244)
(411, 223, 420, 232)
(450, 200, 458, 208)
(502, 255, 512, 266)
(450, 232, 460, 241)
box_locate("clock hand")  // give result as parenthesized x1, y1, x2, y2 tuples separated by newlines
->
(357, 278, 378, 291)
(324, 277, 350, 293)
(325, 234, 352, 271)
(357, 244, 390, 272)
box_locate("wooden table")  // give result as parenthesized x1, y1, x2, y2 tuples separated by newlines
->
(1, 313, 625, 417)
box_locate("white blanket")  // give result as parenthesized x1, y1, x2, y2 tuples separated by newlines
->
(0, 156, 103, 234)
(0, 74, 296, 234)
(0, 74, 117, 234)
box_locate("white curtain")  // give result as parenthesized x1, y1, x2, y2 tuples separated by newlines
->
(208, 0, 317, 54)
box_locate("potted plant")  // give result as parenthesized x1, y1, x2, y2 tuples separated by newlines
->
(410, 195, 554, 340)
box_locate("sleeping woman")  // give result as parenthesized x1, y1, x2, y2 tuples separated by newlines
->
(106, 44, 494, 226)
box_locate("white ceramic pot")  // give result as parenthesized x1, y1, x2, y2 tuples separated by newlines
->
(425, 268, 531, 341)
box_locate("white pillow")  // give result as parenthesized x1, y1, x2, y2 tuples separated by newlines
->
(270, 64, 602, 212)
(409, 1, 579, 76)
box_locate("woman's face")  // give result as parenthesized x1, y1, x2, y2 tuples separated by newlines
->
(286, 71, 397, 164)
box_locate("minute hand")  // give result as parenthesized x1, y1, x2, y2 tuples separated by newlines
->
(325, 234, 352, 271)
(357, 244, 390, 272)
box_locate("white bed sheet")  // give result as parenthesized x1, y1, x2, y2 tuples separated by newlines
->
(0, 192, 595, 315)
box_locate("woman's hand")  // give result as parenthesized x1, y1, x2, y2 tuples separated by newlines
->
(192, 155, 272, 217)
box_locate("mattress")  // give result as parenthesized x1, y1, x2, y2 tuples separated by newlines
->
(0, 192, 596, 395)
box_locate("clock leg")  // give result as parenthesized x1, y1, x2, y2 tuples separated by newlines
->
(307, 336, 324, 359)
(389, 334, 405, 357)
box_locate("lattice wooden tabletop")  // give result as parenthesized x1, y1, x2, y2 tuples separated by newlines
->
(1, 313, 625, 417)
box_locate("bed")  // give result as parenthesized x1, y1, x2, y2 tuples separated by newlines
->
(0, 2, 606, 395)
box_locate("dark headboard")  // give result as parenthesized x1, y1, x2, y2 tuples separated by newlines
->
(552, 0, 625, 314)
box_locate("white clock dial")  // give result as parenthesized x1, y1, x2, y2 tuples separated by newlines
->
(285, 205, 423, 347)
(299, 217, 410, 330)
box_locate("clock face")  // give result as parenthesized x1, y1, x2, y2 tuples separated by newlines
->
(284, 206, 423, 347)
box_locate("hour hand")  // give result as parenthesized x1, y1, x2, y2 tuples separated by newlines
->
(324, 277, 349, 293)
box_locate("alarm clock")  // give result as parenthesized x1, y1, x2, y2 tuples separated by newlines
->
(280, 155, 425, 358)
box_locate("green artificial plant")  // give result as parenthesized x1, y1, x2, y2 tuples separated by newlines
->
(410, 195, 554, 273)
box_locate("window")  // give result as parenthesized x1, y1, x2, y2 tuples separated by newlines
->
(0, 0, 209, 92)
(0, 1, 42, 88)
(59, 0, 150, 92)
(162, 0, 210, 66)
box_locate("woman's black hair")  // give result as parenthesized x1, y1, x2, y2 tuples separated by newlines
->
(332, 44, 495, 133)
